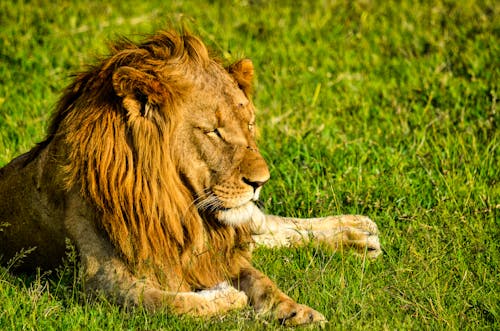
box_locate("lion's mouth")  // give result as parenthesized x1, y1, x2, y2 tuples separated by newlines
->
(215, 201, 256, 226)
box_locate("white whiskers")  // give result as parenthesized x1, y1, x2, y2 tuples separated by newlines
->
(195, 192, 223, 213)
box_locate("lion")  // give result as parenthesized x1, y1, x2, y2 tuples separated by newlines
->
(0, 30, 380, 326)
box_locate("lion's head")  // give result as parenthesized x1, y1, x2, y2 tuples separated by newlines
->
(168, 58, 270, 227)
(42, 31, 269, 287)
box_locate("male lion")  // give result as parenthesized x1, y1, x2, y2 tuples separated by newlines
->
(0, 30, 380, 326)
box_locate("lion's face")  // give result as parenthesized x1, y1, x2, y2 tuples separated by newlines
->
(172, 60, 270, 226)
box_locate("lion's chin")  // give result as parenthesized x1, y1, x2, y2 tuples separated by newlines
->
(215, 202, 256, 226)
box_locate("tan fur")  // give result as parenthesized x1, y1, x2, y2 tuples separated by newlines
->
(0, 30, 380, 326)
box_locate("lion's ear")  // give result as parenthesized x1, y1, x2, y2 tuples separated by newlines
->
(112, 66, 163, 117)
(227, 59, 254, 95)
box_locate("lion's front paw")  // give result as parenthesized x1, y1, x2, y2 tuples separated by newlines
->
(275, 301, 326, 326)
(333, 215, 381, 258)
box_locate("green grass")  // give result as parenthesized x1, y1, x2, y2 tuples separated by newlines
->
(0, 0, 498, 329)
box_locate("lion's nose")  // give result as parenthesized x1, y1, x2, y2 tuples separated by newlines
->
(242, 177, 268, 191)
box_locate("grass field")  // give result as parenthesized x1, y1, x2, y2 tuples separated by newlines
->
(0, 0, 498, 329)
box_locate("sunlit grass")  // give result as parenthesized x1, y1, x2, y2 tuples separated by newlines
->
(0, 0, 498, 329)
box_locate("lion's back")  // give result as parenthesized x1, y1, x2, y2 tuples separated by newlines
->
(0, 147, 67, 271)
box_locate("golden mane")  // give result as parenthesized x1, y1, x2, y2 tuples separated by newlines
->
(38, 31, 251, 289)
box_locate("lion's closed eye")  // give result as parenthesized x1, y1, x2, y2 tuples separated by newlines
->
(206, 128, 223, 139)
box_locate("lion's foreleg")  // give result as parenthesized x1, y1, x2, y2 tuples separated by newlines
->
(64, 194, 246, 316)
(250, 208, 381, 257)
(127, 281, 248, 315)
(232, 266, 325, 326)
(82, 259, 247, 315)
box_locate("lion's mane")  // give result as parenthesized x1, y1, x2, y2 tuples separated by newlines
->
(31, 31, 251, 289)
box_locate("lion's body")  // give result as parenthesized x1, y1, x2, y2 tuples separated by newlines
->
(0, 146, 66, 270)
(0, 30, 380, 325)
